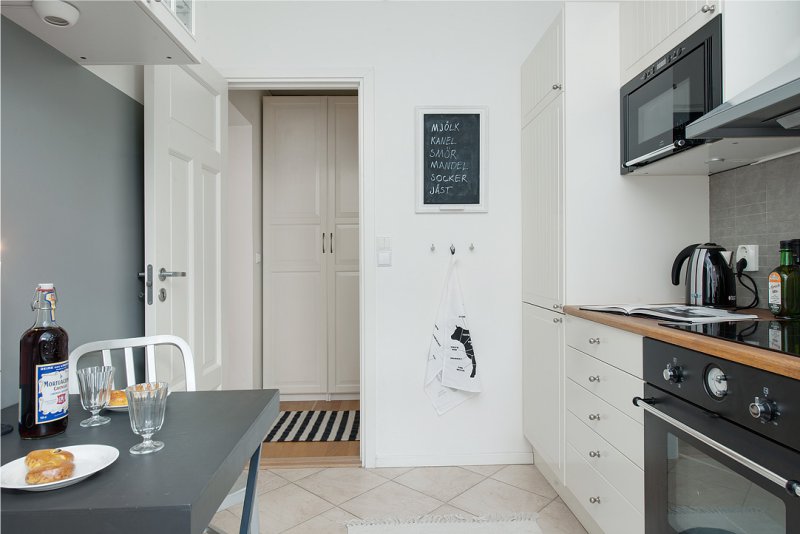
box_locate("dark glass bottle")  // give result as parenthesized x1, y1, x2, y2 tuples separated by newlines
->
(19, 284, 69, 439)
(768, 241, 800, 318)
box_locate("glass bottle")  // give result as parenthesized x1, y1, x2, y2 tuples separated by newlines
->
(768, 242, 800, 318)
(19, 284, 69, 439)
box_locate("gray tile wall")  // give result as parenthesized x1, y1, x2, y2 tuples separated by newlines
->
(710, 152, 800, 308)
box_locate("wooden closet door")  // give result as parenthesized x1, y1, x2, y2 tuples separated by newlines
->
(327, 97, 360, 394)
(263, 96, 328, 394)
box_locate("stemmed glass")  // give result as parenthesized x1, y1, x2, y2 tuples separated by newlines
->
(126, 382, 168, 455)
(76, 366, 114, 427)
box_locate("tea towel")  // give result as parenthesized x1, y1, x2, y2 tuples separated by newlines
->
(425, 259, 482, 415)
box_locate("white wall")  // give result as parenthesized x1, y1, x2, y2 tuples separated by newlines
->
(202, 0, 561, 466)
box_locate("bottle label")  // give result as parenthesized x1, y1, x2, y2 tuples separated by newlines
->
(35, 362, 69, 424)
(768, 272, 782, 308)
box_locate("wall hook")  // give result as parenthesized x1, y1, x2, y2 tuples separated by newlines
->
(430, 244, 436, 252)
(469, 243, 475, 251)
(450, 244, 456, 255)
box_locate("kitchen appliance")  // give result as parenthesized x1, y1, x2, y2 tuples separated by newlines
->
(636, 338, 800, 534)
(665, 319, 800, 358)
(620, 15, 722, 174)
(671, 243, 737, 308)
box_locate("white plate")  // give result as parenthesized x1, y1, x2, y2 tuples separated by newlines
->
(1, 444, 119, 491)
(105, 404, 128, 412)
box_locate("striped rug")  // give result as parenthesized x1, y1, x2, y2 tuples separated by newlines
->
(265, 410, 360, 442)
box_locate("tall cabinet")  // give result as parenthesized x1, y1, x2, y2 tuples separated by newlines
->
(262, 96, 360, 397)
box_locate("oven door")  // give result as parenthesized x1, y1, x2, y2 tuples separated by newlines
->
(638, 385, 800, 534)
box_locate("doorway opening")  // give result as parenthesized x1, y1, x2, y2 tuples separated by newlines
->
(228, 84, 364, 468)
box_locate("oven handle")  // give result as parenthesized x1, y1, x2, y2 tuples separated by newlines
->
(624, 140, 685, 168)
(633, 397, 800, 498)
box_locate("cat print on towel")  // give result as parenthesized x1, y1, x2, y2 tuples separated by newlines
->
(451, 325, 477, 378)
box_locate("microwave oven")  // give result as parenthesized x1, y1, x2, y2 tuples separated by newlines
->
(620, 15, 722, 174)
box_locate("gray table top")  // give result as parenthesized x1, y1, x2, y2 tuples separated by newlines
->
(1, 389, 279, 534)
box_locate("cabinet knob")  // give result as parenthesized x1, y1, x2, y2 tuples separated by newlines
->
(589, 496, 601, 504)
(588, 450, 601, 458)
(701, 4, 715, 13)
(588, 375, 600, 383)
(552, 303, 562, 310)
(553, 317, 563, 324)
(588, 413, 600, 421)
(588, 337, 601, 345)
(552, 83, 562, 90)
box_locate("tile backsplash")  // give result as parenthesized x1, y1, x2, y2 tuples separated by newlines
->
(710, 151, 800, 308)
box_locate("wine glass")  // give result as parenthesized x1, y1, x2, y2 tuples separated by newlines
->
(126, 382, 168, 455)
(76, 366, 114, 427)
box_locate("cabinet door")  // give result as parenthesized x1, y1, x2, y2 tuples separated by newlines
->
(521, 95, 563, 310)
(521, 12, 563, 125)
(263, 97, 328, 394)
(327, 97, 360, 394)
(522, 303, 564, 479)
(620, 0, 719, 85)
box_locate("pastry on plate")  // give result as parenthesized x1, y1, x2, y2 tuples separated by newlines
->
(108, 390, 128, 407)
(24, 448, 76, 485)
(25, 462, 75, 485)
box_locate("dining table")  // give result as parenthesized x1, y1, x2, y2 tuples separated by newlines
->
(1, 389, 279, 534)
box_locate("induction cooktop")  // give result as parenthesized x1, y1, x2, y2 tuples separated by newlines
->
(663, 319, 800, 358)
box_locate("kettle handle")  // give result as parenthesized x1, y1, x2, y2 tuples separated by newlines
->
(671, 243, 700, 286)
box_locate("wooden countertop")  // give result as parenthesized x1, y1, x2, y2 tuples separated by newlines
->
(564, 305, 800, 380)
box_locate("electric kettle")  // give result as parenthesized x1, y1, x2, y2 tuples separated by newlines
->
(671, 243, 737, 307)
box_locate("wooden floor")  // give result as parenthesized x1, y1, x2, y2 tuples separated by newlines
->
(260, 400, 361, 468)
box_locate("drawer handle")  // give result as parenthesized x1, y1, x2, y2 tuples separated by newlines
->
(553, 317, 563, 323)
(588, 413, 600, 421)
(701, 4, 715, 13)
(552, 303, 562, 310)
(588, 337, 601, 345)
(588, 450, 601, 458)
(588, 375, 600, 383)
(589, 496, 601, 504)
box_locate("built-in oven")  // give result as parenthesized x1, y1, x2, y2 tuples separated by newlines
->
(620, 15, 722, 174)
(636, 338, 800, 534)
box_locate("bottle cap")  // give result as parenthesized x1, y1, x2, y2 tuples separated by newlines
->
(37, 283, 54, 290)
(780, 240, 791, 250)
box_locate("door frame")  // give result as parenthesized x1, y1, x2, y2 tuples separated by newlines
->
(229, 71, 376, 468)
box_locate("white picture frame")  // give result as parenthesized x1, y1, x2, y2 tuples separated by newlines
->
(415, 106, 488, 213)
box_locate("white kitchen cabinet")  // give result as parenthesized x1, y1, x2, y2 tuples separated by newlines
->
(522, 303, 564, 480)
(620, 0, 718, 85)
(521, 95, 563, 311)
(521, 12, 563, 125)
(2, 0, 200, 65)
(263, 96, 360, 397)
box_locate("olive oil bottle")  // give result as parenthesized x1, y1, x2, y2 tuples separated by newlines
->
(768, 241, 800, 318)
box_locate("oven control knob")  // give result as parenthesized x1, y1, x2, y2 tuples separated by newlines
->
(749, 397, 776, 422)
(663, 364, 683, 384)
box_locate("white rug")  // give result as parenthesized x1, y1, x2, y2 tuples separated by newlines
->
(347, 514, 542, 534)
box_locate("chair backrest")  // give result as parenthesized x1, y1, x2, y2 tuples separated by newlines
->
(68, 335, 196, 394)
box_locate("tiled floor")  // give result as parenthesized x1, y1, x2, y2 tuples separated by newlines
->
(209, 464, 587, 534)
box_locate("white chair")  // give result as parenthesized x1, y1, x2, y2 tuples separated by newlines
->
(68, 335, 259, 534)
(68, 335, 196, 394)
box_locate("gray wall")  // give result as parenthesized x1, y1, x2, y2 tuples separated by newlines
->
(1, 18, 144, 407)
(710, 152, 800, 308)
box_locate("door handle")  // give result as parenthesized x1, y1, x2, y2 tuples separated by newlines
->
(322, 233, 326, 254)
(330, 232, 334, 254)
(158, 268, 187, 281)
(138, 264, 153, 305)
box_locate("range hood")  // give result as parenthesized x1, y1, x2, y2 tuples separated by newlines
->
(687, 56, 800, 139)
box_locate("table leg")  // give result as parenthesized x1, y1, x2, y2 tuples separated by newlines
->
(239, 445, 262, 534)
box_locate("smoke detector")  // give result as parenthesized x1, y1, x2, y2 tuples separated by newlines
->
(32, 0, 80, 28)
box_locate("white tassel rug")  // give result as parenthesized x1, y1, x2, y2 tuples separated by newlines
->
(347, 514, 542, 534)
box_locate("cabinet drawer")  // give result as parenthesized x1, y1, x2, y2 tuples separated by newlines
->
(566, 411, 643, 514)
(566, 316, 642, 377)
(566, 378, 643, 469)
(566, 347, 644, 424)
(565, 443, 644, 534)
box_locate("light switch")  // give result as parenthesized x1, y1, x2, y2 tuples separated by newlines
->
(377, 236, 392, 267)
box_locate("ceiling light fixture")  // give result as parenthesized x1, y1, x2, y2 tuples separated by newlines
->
(32, 0, 80, 28)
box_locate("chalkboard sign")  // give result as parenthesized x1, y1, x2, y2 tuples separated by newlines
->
(416, 107, 487, 212)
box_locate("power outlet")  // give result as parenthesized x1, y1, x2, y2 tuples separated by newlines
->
(736, 245, 759, 272)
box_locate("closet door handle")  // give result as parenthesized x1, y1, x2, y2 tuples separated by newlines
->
(330, 232, 334, 254)
(322, 233, 326, 254)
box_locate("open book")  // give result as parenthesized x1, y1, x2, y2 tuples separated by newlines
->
(579, 304, 759, 324)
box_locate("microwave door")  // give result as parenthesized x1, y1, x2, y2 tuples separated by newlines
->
(624, 44, 708, 167)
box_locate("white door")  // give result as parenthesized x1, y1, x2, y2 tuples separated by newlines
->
(263, 96, 329, 394)
(144, 63, 227, 391)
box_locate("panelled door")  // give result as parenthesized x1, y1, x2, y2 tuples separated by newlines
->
(144, 63, 227, 392)
(263, 96, 359, 396)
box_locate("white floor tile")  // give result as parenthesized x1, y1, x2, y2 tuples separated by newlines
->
(367, 467, 413, 480)
(394, 466, 485, 502)
(208, 510, 241, 534)
(461, 464, 505, 477)
(490, 465, 558, 499)
(424, 503, 476, 519)
(253, 483, 333, 533)
(537, 498, 588, 534)
(449, 478, 552, 516)
(340, 480, 443, 520)
(295, 467, 387, 505)
(268, 467, 323, 482)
